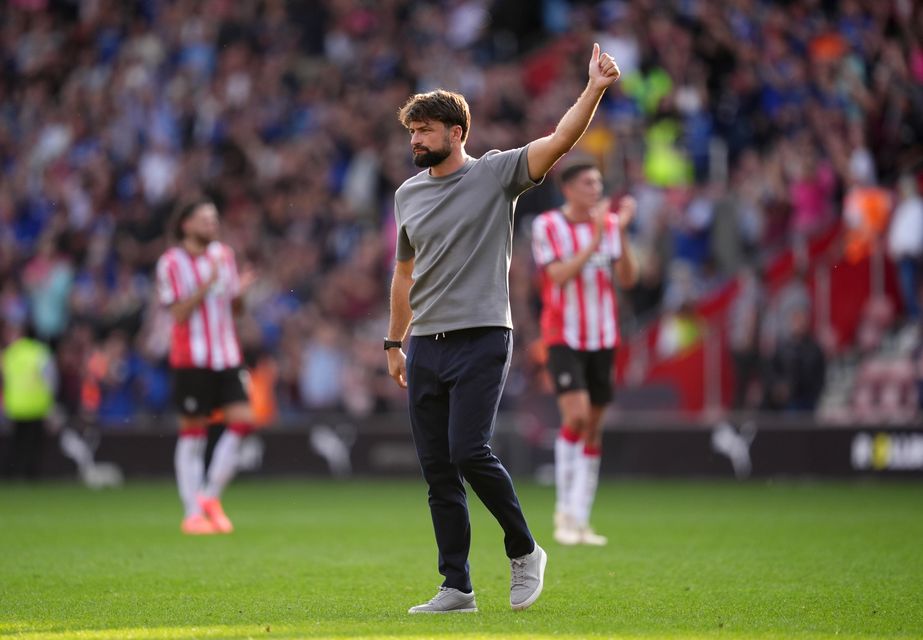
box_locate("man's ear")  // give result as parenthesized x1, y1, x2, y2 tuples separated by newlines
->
(451, 124, 464, 144)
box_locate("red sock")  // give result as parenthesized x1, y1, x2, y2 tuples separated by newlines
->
(560, 425, 581, 443)
(583, 443, 601, 457)
(228, 422, 254, 437)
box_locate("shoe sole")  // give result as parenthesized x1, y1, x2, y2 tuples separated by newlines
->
(511, 545, 547, 611)
(407, 607, 478, 614)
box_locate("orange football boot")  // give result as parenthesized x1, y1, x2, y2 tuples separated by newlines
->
(197, 495, 234, 533)
(181, 513, 218, 535)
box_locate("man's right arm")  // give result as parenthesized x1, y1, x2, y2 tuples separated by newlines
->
(540, 202, 609, 285)
(545, 242, 600, 285)
(386, 258, 414, 389)
(168, 283, 212, 323)
(165, 258, 218, 324)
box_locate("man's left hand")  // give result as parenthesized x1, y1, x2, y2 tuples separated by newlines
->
(588, 42, 621, 91)
(616, 196, 636, 230)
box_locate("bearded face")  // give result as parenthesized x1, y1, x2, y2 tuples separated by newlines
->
(412, 129, 453, 168)
(183, 204, 220, 246)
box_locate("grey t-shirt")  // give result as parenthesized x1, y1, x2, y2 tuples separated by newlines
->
(394, 145, 541, 335)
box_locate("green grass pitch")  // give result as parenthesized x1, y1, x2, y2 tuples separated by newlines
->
(1, 479, 921, 639)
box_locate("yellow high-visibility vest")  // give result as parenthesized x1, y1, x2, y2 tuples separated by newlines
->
(2, 338, 54, 421)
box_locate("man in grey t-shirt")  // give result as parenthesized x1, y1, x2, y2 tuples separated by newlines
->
(386, 43, 621, 614)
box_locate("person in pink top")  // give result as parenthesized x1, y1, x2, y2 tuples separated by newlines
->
(788, 146, 836, 237)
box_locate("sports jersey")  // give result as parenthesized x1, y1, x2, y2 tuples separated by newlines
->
(155, 242, 242, 370)
(531, 209, 622, 351)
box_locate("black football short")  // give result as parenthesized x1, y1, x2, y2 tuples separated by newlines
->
(172, 367, 250, 417)
(546, 345, 615, 406)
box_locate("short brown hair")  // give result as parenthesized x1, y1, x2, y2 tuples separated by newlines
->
(170, 197, 213, 241)
(398, 90, 471, 143)
(559, 161, 599, 186)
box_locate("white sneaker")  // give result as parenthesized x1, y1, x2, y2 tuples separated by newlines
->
(578, 526, 608, 546)
(408, 587, 477, 614)
(553, 512, 580, 546)
(510, 544, 547, 610)
(553, 524, 581, 546)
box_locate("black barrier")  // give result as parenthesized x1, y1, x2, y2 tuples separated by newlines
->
(1, 414, 922, 481)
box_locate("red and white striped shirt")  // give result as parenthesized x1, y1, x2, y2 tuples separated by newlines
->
(532, 209, 622, 351)
(155, 242, 242, 370)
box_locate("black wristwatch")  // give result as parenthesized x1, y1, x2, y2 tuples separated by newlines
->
(383, 338, 403, 351)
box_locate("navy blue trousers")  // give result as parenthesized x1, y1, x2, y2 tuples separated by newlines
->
(406, 327, 534, 593)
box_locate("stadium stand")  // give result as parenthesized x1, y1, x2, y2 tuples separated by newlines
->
(1, 0, 923, 427)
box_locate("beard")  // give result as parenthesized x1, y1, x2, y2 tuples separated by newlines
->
(412, 134, 452, 168)
(190, 230, 216, 247)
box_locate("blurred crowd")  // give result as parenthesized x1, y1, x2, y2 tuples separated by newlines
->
(1, 0, 923, 428)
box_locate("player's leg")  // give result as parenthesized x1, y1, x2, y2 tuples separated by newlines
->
(202, 409, 251, 502)
(3, 419, 37, 478)
(446, 328, 545, 610)
(198, 368, 254, 533)
(176, 416, 212, 533)
(569, 349, 615, 546)
(22, 419, 45, 479)
(553, 390, 592, 544)
(173, 368, 216, 534)
(198, 408, 251, 533)
(547, 346, 592, 543)
(405, 335, 477, 613)
(567, 403, 606, 545)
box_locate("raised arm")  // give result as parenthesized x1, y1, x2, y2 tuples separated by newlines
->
(526, 43, 621, 182)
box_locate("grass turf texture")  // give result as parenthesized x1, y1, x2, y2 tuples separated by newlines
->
(0, 480, 921, 639)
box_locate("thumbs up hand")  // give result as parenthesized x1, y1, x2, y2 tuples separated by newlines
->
(588, 42, 620, 91)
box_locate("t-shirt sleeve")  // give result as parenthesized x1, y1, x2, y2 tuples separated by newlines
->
(531, 214, 562, 267)
(394, 197, 415, 261)
(485, 145, 543, 196)
(155, 255, 180, 306)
